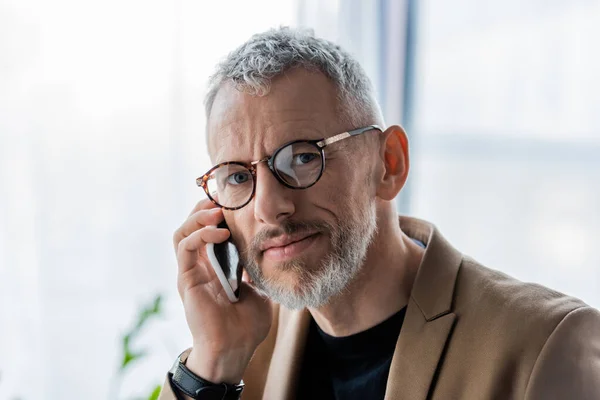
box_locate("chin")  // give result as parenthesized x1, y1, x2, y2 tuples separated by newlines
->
(261, 261, 317, 290)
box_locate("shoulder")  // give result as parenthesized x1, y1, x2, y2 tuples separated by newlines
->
(524, 304, 600, 398)
(455, 256, 589, 330)
(451, 256, 598, 364)
(448, 257, 600, 396)
(453, 257, 600, 395)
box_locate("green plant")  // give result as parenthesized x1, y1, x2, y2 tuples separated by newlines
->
(110, 294, 164, 400)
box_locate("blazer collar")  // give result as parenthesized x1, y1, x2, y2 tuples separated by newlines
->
(399, 216, 462, 321)
(261, 216, 463, 400)
(262, 307, 311, 399)
(384, 216, 462, 399)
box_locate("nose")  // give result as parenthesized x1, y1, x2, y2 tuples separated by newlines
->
(252, 162, 295, 225)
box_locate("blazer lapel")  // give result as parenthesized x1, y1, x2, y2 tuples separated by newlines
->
(384, 306, 456, 399)
(262, 307, 311, 400)
(384, 217, 463, 400)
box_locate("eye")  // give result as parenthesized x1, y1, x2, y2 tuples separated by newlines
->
(226, 171, 251, 185)
(292, 152, 319, 166)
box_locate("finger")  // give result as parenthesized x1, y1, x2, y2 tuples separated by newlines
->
(242, 270, 253, 284)
(176, 226, 230, 274)
(187, 197, 220, 218)
(173, 208, 224, 251)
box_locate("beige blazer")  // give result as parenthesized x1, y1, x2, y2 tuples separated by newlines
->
(160, 217, 600, 399)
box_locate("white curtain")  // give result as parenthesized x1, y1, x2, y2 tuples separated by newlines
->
(0, 1, 296, 399)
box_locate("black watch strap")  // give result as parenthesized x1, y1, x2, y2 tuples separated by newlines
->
(169, 351, 244, 400)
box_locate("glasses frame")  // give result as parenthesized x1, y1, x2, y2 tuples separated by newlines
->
(197, 124, 383, 210)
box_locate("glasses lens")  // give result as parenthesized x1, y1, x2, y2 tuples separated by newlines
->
(206, 164, 254, 208)
(273, 142, 323, 187)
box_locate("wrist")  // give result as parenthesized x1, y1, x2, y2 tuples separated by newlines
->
(185, 347, 247, 385)
(170, 350, 244, 400)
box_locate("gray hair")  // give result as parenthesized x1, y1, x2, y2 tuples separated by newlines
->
(204, 27, 383, 127)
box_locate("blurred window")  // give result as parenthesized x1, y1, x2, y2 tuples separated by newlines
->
(410, 0, 600, 308)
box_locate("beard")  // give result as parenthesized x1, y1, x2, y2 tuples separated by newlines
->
(241, 201, 378, 310)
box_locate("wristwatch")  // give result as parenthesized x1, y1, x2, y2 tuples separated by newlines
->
(169, 350, 244, 400)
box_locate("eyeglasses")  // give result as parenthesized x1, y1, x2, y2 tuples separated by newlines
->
(197, 125, 383, 210)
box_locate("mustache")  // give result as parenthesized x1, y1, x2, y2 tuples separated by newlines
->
(246, 219, 332, 256)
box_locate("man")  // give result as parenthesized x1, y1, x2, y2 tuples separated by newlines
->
(160, 28, 600, 400)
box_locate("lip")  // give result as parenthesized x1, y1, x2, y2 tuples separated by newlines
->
(260, 232, 318, 252)
(262, 233, 320, 262)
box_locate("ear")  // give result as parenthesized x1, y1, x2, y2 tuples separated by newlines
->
(375, 125, 410, 201)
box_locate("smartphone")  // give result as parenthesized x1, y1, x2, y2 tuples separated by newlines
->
(205, 220, 243, 303)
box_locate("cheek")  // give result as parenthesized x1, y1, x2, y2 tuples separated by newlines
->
(333, 160, 371, 192)
(313, 169, 365, 210)
(225, 209, 255, 249)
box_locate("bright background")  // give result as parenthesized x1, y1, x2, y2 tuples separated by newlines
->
(1, 1, 598, 399)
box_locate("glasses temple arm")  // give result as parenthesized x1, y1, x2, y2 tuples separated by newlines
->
(317, 125, 383, 147)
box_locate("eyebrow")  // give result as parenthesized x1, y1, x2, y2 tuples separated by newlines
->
(216, 128, 327, 165)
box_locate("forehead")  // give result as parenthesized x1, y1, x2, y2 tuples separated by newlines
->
(206, 68, 342, 163)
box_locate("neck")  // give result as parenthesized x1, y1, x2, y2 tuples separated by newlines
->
(309, 209, 424, 337)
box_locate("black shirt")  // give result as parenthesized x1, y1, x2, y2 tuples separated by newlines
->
(297, 306, 407, 400)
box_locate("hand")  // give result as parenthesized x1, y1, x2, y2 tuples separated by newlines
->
(172, 199, 272, 384)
